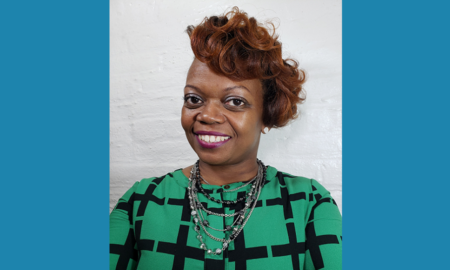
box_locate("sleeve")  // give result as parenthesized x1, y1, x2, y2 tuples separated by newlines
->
(304, 179, 342, 270)
(110, 182, 140, 270)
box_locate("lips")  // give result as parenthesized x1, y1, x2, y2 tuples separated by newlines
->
(194, 130, 231, 149)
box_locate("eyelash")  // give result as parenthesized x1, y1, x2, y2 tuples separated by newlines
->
(184, 94, 203, 105)
(183, 95, 248, 108)
(225, 98, 246, 107)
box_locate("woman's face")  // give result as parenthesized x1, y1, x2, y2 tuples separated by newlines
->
(181, 59, 264, 166)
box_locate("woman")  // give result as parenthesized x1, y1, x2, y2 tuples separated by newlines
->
(110, 7, 342, 270)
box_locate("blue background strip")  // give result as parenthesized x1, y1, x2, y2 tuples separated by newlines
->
(2, 0, 450, 269)
(344, 0, 450, 269)
(1, 1, 109, 269)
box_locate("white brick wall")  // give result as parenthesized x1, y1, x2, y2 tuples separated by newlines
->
(110, 0, 342, 213)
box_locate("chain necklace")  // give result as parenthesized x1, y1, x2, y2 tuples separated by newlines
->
(187, 159, 267, 255)
(196, 179, 257, 205)
(199, 174, 257, 193)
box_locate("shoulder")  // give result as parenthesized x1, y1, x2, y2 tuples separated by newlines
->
(268, 167, 328, 194)
(138, 171, 175, 186)
(267, 167, 337, 206)
(137, 169, 186, 188)
(269, 168, 341, 221)
(120, 169, 187, 198)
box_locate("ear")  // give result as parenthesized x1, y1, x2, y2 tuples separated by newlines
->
(261, 127, 270, 134)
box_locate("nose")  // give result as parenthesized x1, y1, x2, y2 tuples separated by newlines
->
(196, 100, 225, 124)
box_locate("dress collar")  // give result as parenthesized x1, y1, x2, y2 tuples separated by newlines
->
(173, 165, 277, 192)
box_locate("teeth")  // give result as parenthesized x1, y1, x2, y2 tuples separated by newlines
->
(198, 135, 230, 143)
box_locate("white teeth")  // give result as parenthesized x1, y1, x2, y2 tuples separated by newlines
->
(198, 135, 230, 142)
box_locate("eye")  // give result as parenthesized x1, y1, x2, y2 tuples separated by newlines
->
(184, 95, 203, 105)
(225, 98, 245, 107)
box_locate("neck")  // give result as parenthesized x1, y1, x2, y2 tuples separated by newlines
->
(198, 158, 259, 186)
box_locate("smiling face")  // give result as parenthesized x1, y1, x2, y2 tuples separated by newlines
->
(181, 59, 265, 166)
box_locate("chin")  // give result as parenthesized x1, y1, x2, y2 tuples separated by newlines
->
(196, 151, 231, 166)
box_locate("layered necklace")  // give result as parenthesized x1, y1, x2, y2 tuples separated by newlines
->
(187, 159, 267, 255)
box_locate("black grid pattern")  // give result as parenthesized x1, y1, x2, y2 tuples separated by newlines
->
(110, 170, 342, 270)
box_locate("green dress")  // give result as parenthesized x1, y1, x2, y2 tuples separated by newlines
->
(110, 166, 342, 270)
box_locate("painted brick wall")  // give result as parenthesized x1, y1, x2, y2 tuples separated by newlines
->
(110, 0, 342, 213)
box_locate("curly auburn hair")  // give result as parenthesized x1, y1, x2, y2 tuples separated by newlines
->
(186, 7, 306, 129)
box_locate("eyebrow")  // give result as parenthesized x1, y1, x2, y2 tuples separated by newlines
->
(224, 85, 250, 93)
(184, 84, 250, 93)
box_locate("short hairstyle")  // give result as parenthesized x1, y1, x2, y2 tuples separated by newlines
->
(186, 7, 306, 128)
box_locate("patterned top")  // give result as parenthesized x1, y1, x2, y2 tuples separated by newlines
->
(110, 166, 342, 270)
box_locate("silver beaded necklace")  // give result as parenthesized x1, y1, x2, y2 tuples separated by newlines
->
(187, 159, 267, 255)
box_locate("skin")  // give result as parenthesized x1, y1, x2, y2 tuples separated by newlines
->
(181, 59, 267, 186)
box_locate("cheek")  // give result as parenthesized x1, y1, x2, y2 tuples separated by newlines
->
(181, 108, 195, 132)
(231, 111, 263, 139)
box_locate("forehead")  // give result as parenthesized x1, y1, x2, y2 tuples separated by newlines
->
(186, 59, 262, 95)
